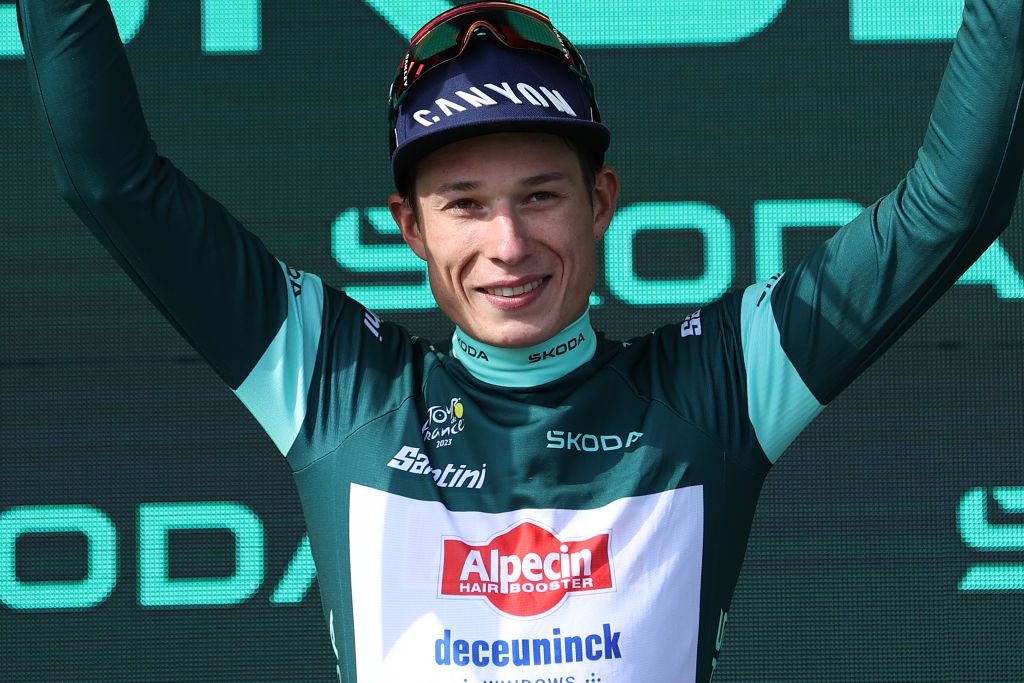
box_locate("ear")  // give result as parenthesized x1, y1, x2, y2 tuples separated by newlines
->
(591, 165, 620, 241)
(389, 192, 427, 261)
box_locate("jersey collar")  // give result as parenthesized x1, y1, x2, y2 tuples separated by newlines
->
(451, 310, 597, 388)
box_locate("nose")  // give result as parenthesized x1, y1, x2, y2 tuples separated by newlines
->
(485, 206, 533, 266)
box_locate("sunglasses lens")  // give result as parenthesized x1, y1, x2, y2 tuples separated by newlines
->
(399, 7, 565, 92)
(410, 22, 462, 61)
(389, 3, 600, 155)
(502, 11, 562, 49)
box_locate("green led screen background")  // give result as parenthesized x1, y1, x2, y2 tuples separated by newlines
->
(2, 1, 1023, 681)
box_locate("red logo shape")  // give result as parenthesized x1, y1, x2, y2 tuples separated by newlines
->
(440, 522, 613, 617)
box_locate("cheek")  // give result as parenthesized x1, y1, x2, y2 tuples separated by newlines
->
(565, 218, 599, 263)
(573, 244, 598, 281)
(419, 222, 458, 266)
(422, 233, 476, 289)
(561, 222, 599, 284)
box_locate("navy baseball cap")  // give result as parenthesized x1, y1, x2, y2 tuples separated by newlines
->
(390, 35, 610, 193)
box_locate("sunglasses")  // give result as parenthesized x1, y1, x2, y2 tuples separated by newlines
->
(388, 1, 601, 154)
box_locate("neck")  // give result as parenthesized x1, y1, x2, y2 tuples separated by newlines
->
(451, 310, 597, 388)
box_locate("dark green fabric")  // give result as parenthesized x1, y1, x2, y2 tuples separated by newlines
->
(16, 0, 288, 389)
(771, 0, 1024, 404)
(17, 0, 1024, 680)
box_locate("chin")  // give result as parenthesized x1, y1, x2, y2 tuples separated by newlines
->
(478, 318, 555, 349)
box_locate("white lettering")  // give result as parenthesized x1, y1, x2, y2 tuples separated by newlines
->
(521, 553, 544, 582)
(600, 435, 623, 450)
(386, 446, 420, 471)
(517, 83, 547, 106)
(435, 97, 467, 116)
(500, 554, 522, 590)
(458, 543, 598, 594)
(543, 551, 562, 580)
(362, 309, 383, 342)
(460, 550, 489, 582)
(547, 430, 643, 452)
(409, 451, 429, 474)
(570, 549, 592, 577)
(540, 86, 576, 116)
(413, 109, 435, 127)
(455, 87, 498, 108)
(483, 81, 522, 104)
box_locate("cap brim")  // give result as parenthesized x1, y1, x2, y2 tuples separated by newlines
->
(392, 118, 609, 193)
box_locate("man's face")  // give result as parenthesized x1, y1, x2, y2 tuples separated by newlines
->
(389, 132, 619, 348)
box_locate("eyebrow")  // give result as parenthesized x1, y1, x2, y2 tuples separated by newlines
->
(434, 172, 570, 195)
(521, 171, 569, 187)
(435, 179, 481, 194)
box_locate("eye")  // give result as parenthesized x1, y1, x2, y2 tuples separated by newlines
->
(526, 191, 556, 203)
(445, 198, 480, 212)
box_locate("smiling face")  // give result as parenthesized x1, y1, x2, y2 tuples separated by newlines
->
(389, 132, 619, 348)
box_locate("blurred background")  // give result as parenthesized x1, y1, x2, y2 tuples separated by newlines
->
(1, 1, 1022, 680)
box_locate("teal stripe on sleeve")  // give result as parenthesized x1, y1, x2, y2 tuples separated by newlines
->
(739, 276, 825, 463)
(234, 261, 324, 456)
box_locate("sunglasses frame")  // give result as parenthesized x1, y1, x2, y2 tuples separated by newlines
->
(388, 1, 600, 154)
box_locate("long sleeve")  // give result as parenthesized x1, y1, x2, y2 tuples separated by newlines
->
(738, 0, 1024, 463)
(16, 0, 320, 391)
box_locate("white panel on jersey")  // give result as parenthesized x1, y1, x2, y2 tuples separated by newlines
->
(233, 261, 324, 456)
(740, 276, 825, 463)
(348, 483, 704, 682)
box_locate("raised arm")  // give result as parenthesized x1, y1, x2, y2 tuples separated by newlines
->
(740, 0, 1024, 463)
(16, 0, 321, 393)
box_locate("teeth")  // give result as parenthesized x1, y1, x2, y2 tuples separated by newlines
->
(486, 279, 543, 297)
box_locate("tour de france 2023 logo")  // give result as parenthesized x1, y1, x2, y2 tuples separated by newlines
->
(421, 397, 466, 449)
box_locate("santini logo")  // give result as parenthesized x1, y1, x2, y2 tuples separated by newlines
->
(440, 521, 614, 618)
(387, 446, 486, 490)
(413, 82, 578, 128)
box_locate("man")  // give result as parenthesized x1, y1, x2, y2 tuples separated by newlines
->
(16, 0, 1024, 681)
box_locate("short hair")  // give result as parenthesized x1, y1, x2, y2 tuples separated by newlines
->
(401, 136, 602, 219)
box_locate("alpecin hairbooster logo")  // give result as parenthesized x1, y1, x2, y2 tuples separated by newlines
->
(439, 521, 614, 618)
